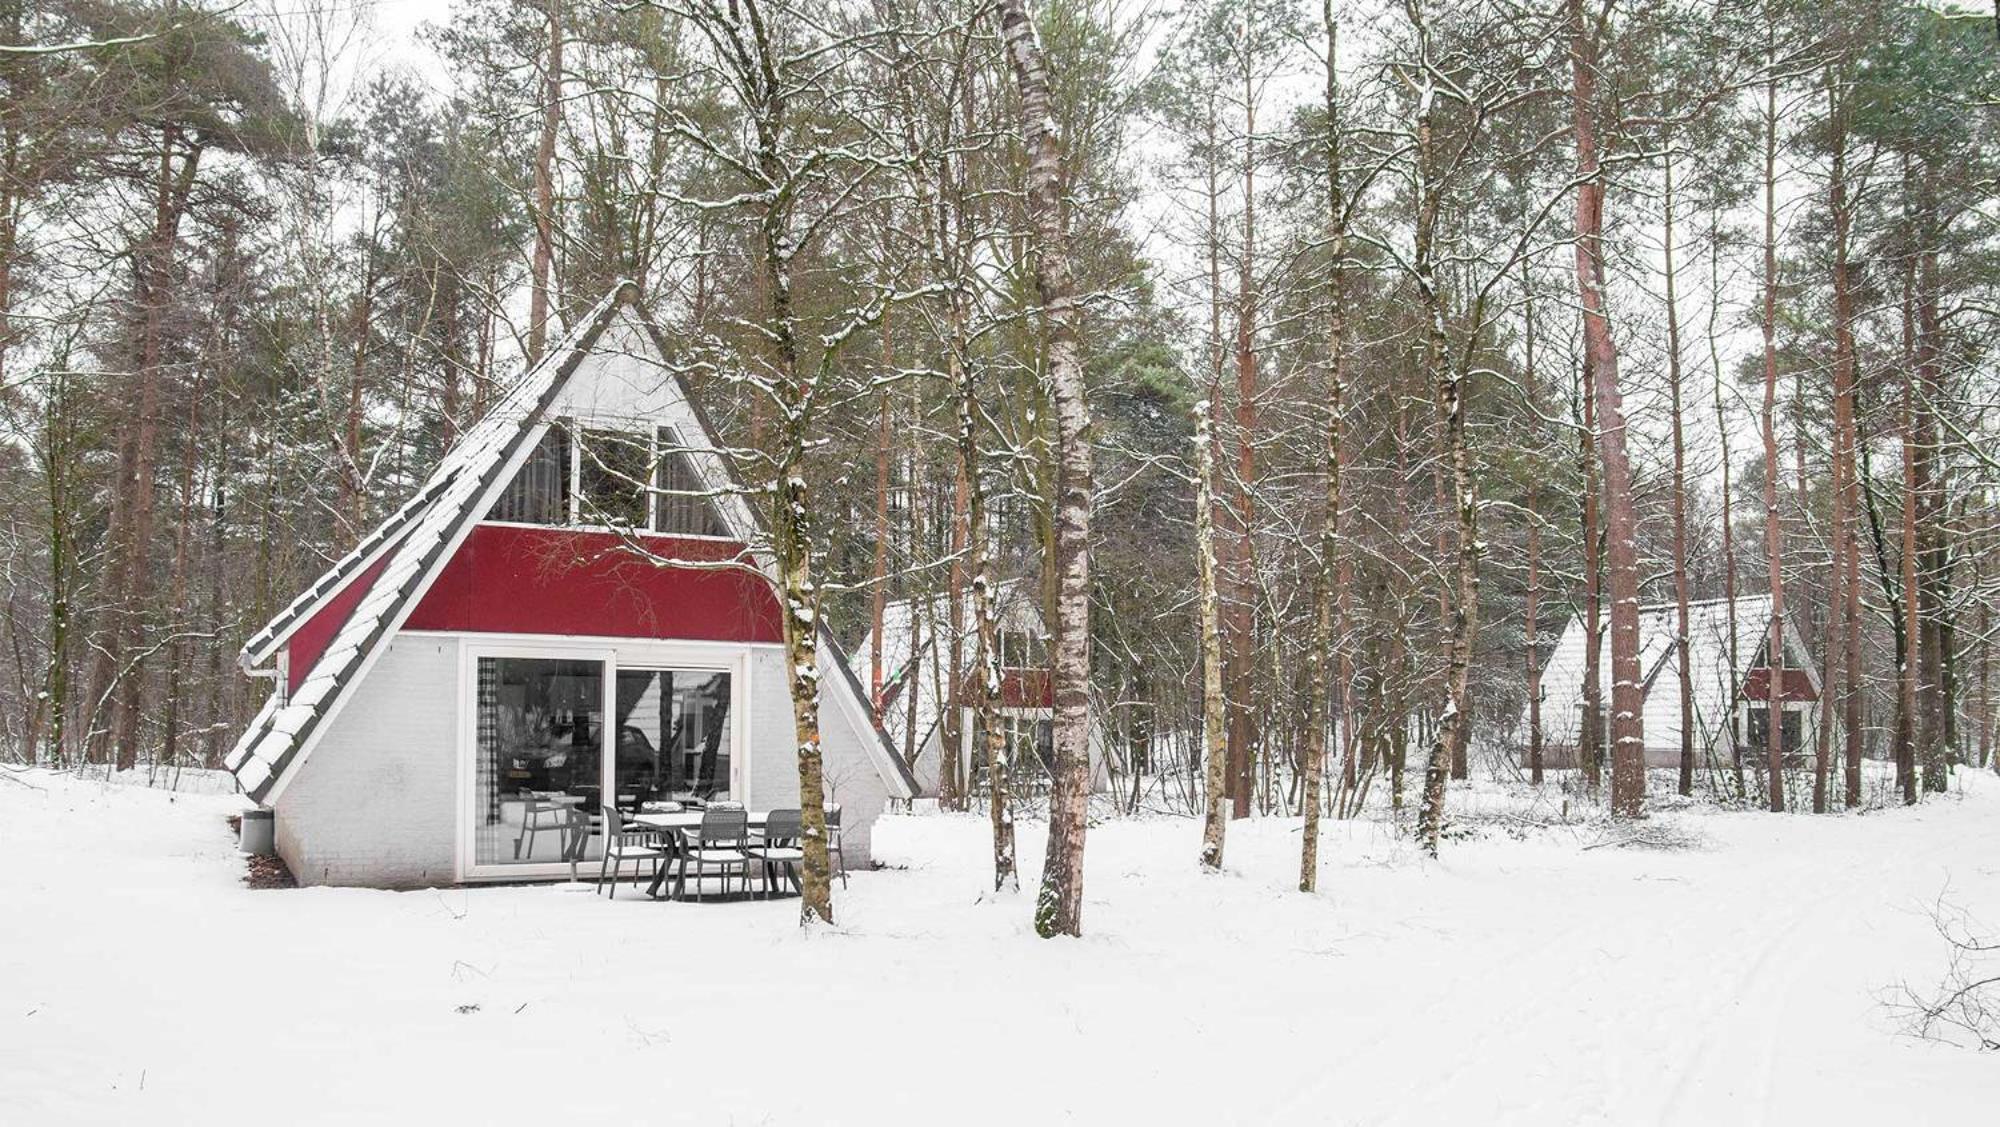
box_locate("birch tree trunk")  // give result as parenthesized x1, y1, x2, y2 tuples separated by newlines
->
(952, 303, 1016, 891)
(998, 0, 1094, 939)
(1407, 17, 1479, 856)
(1301, 1, 1346, 892)
(1198, 401, 1229, 872)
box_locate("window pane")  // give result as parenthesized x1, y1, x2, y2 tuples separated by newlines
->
(579, 429, 649, 528)
(475, 657, 604, 866)
(491, 425, 571, 525)
(653, 426, 730, 537)
(616, 668, 732, 805)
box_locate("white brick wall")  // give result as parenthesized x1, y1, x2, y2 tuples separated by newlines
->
(272, 636, 891, 887)
(274, 636, 460, 888)
(746, 647, 890, 868)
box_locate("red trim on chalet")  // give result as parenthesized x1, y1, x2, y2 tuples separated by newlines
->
(1742, 667, 1817, 703)
(959, 667, 1054, 709)
(287, 555, 391, 693)
(402, 523, 782, 643)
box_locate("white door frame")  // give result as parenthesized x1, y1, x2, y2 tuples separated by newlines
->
(453, 635, 753, 882)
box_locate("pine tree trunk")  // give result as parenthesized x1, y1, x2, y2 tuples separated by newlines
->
(1663, 145, 1696, 799)
(98, 128, 195, 772)
(1522, 260, 1544, 786)
(1760, 63, 1788, 813)
(1570, 0, 1644, 818)
(1710, 204, 1745, 800)
(528, 0, 562, 363)
(998, 0, 1094, 939)
(1897, 256, 1921, 806)
(943, 453, 969, 811)
(1579, 359, 1603, 789)
(1914, 165, 1949, 794)
(870, 379, 891, 709)
(1227, 24, 1259, 819)
(1824, 75, 1861, 812)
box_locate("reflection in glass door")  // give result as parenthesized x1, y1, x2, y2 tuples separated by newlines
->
(614, 668, 732, 808)
(474, 656, 605, 867)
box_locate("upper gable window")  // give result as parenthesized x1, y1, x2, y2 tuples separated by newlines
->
(492, 424, 571, 524)
(653, 426, 729, 538)
(490, 419, 733, 538)
(579, 428, 650, 529)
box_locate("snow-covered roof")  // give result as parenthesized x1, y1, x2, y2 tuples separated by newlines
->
(225, 283, 915, 805)
(1531, 594, 1819, 752)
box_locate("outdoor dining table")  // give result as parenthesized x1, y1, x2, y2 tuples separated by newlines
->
(632, 809, 769, 900)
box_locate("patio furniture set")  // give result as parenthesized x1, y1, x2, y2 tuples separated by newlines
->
(516, 799, 847, 901)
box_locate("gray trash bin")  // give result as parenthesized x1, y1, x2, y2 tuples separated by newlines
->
(239, 807, 276, 856)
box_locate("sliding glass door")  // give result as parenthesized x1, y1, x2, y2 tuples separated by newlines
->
(473, 656, 607, 868)
(466, 647, 742, 878)
(614, 668, 733, 806)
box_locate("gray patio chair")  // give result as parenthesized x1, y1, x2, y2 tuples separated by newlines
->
(675, 808, 751, 902)
(595, 807, 670, 900)
(562, 806, 596, 882)
(744, 809, 804, 898)
(825, 803, 847, 888)
(514, 794, 571, 860)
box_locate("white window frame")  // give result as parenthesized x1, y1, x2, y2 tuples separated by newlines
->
(484, 417, 739, 543)
(454, 633, 755, 882)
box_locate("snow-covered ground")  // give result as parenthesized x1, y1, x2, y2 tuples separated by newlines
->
(4, 767, 1998, 1125)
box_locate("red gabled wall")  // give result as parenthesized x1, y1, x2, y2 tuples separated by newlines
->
(1743, 667, 1818, 703)
(960, 668, 1054, 709)
(402, 523, 782, 643)
(287, 555, 392, 693)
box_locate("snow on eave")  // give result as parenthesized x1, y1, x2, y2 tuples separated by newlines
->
(237, 479, 450, 671)
(227, 283, 918, 810)
(229, 285, 640, 805)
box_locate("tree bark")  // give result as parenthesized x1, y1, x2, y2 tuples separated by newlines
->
(1408, 34, 1480, 856)
(1759, 58, 1788, 812)
(1710, 202, 1745, 799)
(1663, 144, 1695, 799)
(1522, 259, 1544, 786)
(95, 127, 198, 771)
(1197, 402, 1229, 872)
(1569, 0, 1644, 818)
(998, 0, 1094, 939)
(1227, 14, 1259, 819)
(528, 0, 562, 363)
(1579, 343, 1603, 789)
(1302, 2, 1346, 890)
(1823, 70, 1862, 811)
(954, 329, 1015, 891)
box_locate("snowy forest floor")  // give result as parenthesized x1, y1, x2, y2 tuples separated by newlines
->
(4, 767, 1998, 1125)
